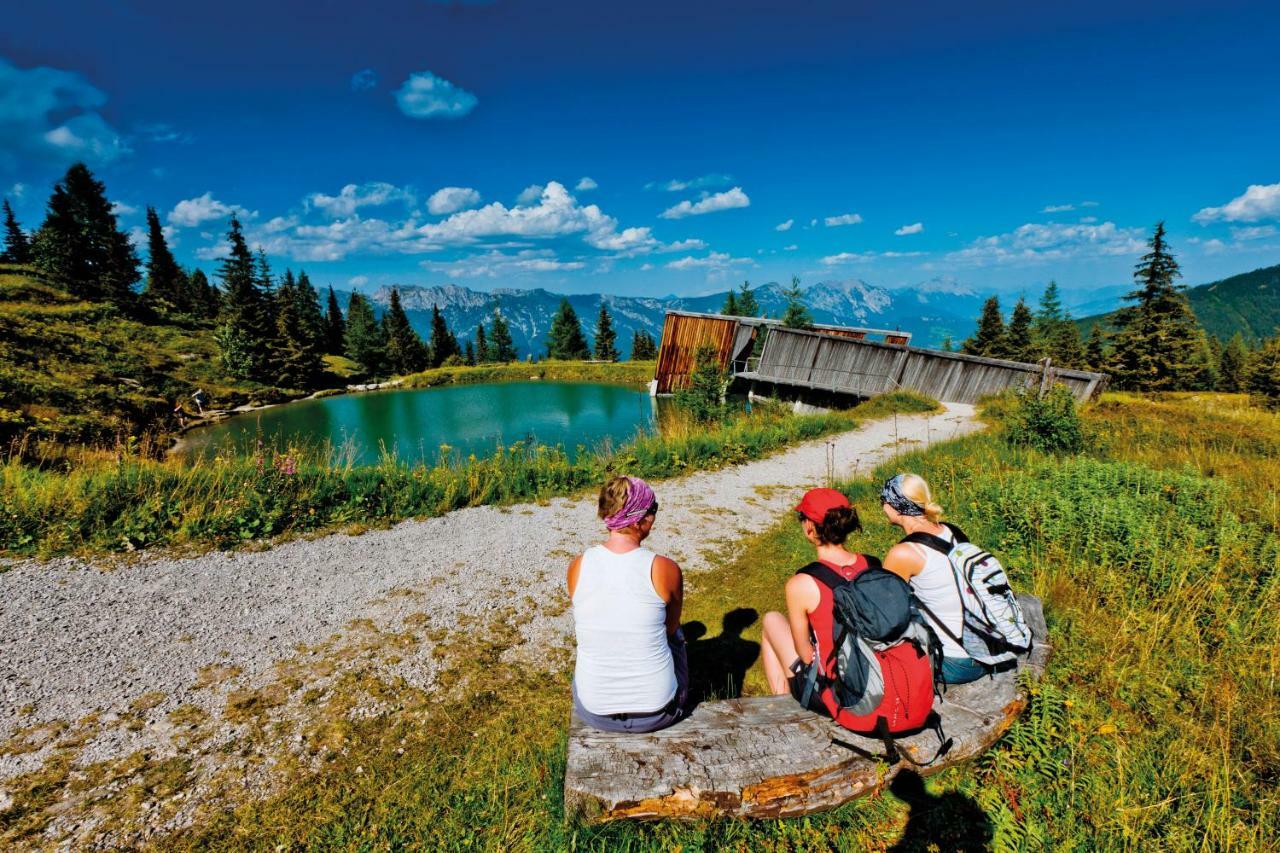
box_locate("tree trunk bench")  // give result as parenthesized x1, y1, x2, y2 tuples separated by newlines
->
(564, 594, 1050, 821)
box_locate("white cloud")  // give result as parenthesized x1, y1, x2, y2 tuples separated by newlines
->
(825, 213, 863, 227)
(1081, 200, 1100, 208)
(575, 177, 598, 191)
(661, 238, 708, 252)
(348, 275, 369, 287)
(394, 70, 477, 119)
(516, 184, 545, 206)
(640, 262, 654, 271)
(350, 69, 378, 92)
(822, 250, 924, 265)
(110, 201, 138, 218)
(648, 174, 733, 192)
(0, 58, 130, 169)
(587, 225, 659, 254)
(659, 187, 750, 219)
(665, 251, 753, 270)
(1042, 204, 1074, 213)
(1193, 182, 1280, 224)
(427, 186, 482, 215)
(9, 182, 25, 199)
(168, 192, 257, 228)
(784, 244, 798, 251)
(775, 218, 794, 232)
(944, 221, 1145, 267)
(135, 122, 192, 144)
(1231, 225, 1278, 241)
(308, 182, 415, 218)
(422, 249, 585, 278)
(1079, 216, 1098, 224)
(194, 243, 230, 261)
(895, 222, 924, 236)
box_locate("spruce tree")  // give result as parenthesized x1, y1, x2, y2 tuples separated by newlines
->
(215, 216, 274, 380)
(1, 199, 31, 264)
(1006, 297, 1037, 362)
(344, 292, 385, 377)
(941, 335, 954, 352)
(1084, 324, 1108, 372)
(188, 268, 219, 319)
(464, 340, 476, 366)
(1245, 334, 1280, 409)
(1219, 332, 1249, 392)
(383, 288, 429, 375)
(721, 289, 739, 316)
(142, 206, 186, 313)
(1044, 315, 1086, 368)
(631, 329, 658, 360)
(1110, 222, 1204, 390)
(737, 280, 760, 317)
(546, 299, 590, 360)
(962, 296, 1007, 357)
(1035, 280, 1064, 326)
(489, 308, 517, 362)
(475, 323, 490, 364)
(780, 276, 812, 329)
(593, 302, 619, 361)
(293, 271, 327, 381)
(31, 163, 138, 306)
(324, 286, 346, 355)
(428, 303, 460, 367)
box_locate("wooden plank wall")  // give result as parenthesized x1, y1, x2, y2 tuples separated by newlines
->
(755, 327, 1106, 404)
(654, 313, 740, 393)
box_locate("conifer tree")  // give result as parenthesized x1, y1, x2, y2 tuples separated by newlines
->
(1, 199, 31, 264)
(1084, 324, 1108, 372)
(941, 335, 954, 352)
(1245, 334, 1280, 409)
(1218, 332, 1249, 392)
(271, 270, 326, 388)
(631, 329, 658, 360)
(721, 289, 739, 316)
(546, 299, 590, 360)
(780, 276, 812, 329)
(489, 308, 517, 362)
(475, 323, 490, 364)
(31, 163, 138, 306)
(962, 296, 1007, 357)
(324, 286, 346, 355)
(142, 206, 187, 313)
(1035, 280, 1063, 326)
(464, 340, 476, 366)
(428, 303, 460, 367)
(1006, 297, 1037, 362)
(593, 302, 619, 362)
(214, 216, 274, 380)
(737, 280, 760, 317)
(344, 292, 385, 377)
(188, 268, 219, 318)
(294, 271, 327, 378)
(383, 288, 429, 375)
(1110, 222, 1205, 390)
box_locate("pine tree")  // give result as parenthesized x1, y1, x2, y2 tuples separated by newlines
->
(464, 340, 476, 366)
(593, 302, 619, 361)
(1, 199, 31, 264)
(1084, 324, 1108, 372)
(142, 206, 187, 313)
(188, 268, 219, 318)
(31, 163, 138, 306)
(475, 323, 490, 364)
(721, 289, 739, 316)
(273, 270, 326, 388)
(1219, 332, 1249, 392)
(215, 216, 274, 380)
(546, 299, 590, 360)
(1110, 222, 1205, 390)
(428, 303, 460, 367)
(1035, 281, 1064, 326)
(383, 288, 429, 375)
(781, 276, 812, 329)
(489, 308, 517, 362)
(1044, 315, 1086, 368)
(962, 296, 1007, 357)
(631, 329, 658, 360)
(344, 292, 385, 377)
(1006, 297, 1037, 362)
(324, 286, 346, 355)
(940, 335, 954, 352)
(1245, 334, 1280, 409)
(737, 280, 760, 317)
(294, 271, 327, 380)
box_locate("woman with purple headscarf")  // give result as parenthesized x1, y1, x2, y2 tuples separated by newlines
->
(568, 475, 688, 732)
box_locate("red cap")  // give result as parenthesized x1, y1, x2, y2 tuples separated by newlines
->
(794, 488, 850, 524)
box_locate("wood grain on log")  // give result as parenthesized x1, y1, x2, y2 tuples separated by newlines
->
(564, 594, 1050, 821)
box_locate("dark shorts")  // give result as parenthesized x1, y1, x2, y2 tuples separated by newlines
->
(788, 658, 830, 715)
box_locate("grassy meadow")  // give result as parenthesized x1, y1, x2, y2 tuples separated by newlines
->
(151, 392, 1279, 851)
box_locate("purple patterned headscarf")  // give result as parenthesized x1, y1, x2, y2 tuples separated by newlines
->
(604, 477, 658, 530)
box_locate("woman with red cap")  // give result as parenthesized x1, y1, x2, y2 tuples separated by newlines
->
(569, 475, 688, 733)
(759, 487, 878, 722)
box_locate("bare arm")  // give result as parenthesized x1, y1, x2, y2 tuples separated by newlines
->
(784, 574, 821, 665)
(883, 542, 925, 582)
(566, 554, 583, 599)
(651, 555, 684, 636)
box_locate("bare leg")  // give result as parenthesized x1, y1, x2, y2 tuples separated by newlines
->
(760, 610, 799, 696)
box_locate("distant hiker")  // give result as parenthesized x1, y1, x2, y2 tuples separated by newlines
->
(190, 388, 206, 415)
(880, 473, 1031, 684)
(172, 401, 186, 428)
(760, 488, 941, 739)
(569, 476, 687, 733)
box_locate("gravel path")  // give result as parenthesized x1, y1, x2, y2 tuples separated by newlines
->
(0, 403, 978, 804)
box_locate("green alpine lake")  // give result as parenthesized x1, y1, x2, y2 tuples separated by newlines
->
(178, 381, 659, 464)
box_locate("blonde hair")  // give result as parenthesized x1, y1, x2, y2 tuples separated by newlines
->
(597, 476, 631, 520)
(899, 473, 944, 523)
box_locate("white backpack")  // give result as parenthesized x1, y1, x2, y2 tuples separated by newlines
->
(904, 523, 1033, 667)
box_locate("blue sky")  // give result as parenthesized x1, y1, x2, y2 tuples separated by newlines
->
(3, 0, 1279, 300)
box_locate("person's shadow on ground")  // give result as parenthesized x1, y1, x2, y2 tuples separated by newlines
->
(683, 608, 760, 708)
(887, 770, 993, 853)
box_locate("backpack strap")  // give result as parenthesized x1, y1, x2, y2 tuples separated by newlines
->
(941, 522, 970, 544)
(797, 561, 849, 591)
(901, 531, 955, 556)
(913, 596, 966, 651)
(873, 713, 955, 768)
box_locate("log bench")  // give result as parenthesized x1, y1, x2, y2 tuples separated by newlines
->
(564, 594, 1050, 821)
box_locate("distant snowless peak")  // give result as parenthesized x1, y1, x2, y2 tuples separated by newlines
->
(902, 276, 977, 296)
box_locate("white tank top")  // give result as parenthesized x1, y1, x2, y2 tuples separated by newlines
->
(572, 545, 676, 715)
(907, 526, 967, 658)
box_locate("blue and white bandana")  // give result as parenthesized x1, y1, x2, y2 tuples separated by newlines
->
(880, 474, 924, 517)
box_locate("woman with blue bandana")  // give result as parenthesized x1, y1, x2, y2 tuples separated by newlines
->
(880, 473, 990, 684)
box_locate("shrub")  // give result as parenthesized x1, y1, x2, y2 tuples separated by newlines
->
(1001, 384, 1085, 454)
(673, 344, 730, 423)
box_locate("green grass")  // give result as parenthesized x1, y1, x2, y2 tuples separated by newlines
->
(399, 359, 655, 389)
(0, 391, 939, 558)
(153, 392, 1279, 851)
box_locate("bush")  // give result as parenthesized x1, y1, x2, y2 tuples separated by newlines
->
(673, 344, 730, 423)
(1002, 384, 1085, 453)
